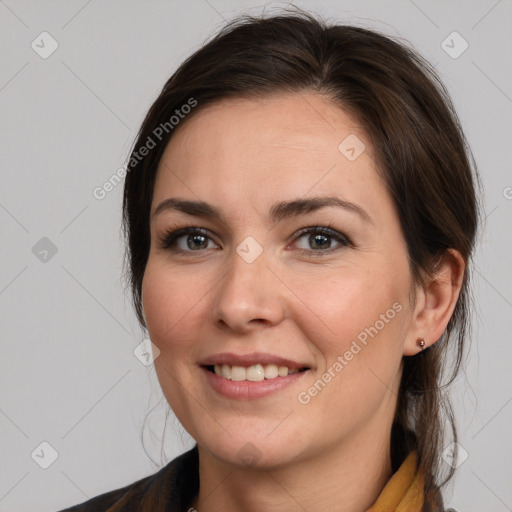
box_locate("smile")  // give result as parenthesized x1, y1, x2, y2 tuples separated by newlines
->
(208, 363, 308, 381)
(201, 365, 311, 400)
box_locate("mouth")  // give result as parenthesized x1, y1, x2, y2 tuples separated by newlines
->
(203, 363, 310, 382)
(198, 352, 312, 399)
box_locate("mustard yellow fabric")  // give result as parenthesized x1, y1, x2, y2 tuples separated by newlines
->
(368, 451, 424, 512)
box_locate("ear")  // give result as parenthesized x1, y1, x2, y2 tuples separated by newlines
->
(403, 249, 466, 356)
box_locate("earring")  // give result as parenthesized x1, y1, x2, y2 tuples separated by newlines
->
(417, 338, 426, 350)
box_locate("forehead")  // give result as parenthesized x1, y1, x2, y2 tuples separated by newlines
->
(152, 92, 387, 222)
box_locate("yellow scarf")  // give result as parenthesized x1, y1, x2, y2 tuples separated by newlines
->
(367, 451, 424, 512)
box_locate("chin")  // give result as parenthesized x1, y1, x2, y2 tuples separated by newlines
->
(206, 440, 297, 470)
(192, 423, 312, 471)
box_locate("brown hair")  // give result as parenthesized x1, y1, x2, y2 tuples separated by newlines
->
(122, 7, 480, 509)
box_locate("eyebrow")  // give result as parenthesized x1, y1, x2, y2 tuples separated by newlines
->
(152, 196, 373, 225)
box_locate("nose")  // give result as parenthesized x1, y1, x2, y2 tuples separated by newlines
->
(210, 244, 286, 332)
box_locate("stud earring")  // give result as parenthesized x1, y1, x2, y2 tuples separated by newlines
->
(417, 338, 426, 350)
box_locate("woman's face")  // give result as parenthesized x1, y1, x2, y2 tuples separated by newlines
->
(142, 92, 418, 468)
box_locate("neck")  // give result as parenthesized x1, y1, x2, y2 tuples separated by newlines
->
(190, 422, 394, 512)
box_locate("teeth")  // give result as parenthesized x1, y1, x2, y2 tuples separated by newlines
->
(212, 363, 303, 380)
(231, 365, 246, 381)
(265, 364, 279, 379)
(221, 364, 231, 379)
(246, 364, 265, 381)
(278, 366, 289, 377)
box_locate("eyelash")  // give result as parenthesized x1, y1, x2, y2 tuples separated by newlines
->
(158, 224, 351, 257)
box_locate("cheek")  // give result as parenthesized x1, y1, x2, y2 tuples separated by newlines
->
(292, 266, 408, 357)
(296, 269, 409, 404)
(141, 260, 206, 429)
(141, 260, 201, 355)
(295, 271, 407, 412)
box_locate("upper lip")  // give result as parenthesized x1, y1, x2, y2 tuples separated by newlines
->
(199, 352, 311, 370)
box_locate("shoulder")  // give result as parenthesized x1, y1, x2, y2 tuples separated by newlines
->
(56, 446, 199, 512)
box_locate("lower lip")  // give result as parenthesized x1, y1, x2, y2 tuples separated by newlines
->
(201, 366, 309, 399)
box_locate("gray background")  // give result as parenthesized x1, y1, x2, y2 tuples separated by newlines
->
(0, 1, 511, 511)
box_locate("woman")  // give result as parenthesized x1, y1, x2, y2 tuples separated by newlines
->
(59, 8, 479, 512)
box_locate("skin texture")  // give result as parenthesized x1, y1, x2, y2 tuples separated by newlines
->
(141, 92, 464, 512)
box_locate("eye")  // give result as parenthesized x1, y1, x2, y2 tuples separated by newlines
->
(291, 225, 350, 256)
(158, 224, 351, 257)
(159, 227, 219, 254)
